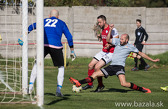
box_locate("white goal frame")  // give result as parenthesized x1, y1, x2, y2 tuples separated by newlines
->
(36, 0, 44, 106)
(22, 0, 28, 95)
(22, 0, 44, 106)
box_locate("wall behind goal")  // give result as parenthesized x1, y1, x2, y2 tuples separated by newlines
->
(0, 6, 168, 57)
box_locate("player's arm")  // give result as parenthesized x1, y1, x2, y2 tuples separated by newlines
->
(134, 31, 137, 46)
(144, 29, 148, 42)
(63, 23, 74, 49)
(106, 28, 112, 43)
(141, 29, 148, 45)
(138, 51, 160, 62)
(63, 23, 76, 61)
(105, 27, 113, 49)
(28, 22, 36, 34)
(18, 22, 36, 46)
(112, 27, 119, 38)
(105, 37, 120, 50)
(106, 24, 114, 43)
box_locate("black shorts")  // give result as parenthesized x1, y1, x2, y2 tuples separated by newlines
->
(44, 47, 64, 66)
(135, 44, 144, 52)
(101, 65, 125, 78)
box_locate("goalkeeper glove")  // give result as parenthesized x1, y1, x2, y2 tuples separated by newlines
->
(70, 50, 76, 61)
(18, 38, 23, 46)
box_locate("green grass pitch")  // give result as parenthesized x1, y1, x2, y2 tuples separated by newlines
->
(1, 55, 168, 109)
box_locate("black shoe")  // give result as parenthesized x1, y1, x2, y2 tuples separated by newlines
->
(82, 84, 94, 90)
(144, 65, 150, 71)
(94, 85, 105, 92)
(131, 67, 139, 71)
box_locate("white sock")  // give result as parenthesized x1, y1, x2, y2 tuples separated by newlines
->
(56, 66, 64, 93)
(29, 63, 37, 89)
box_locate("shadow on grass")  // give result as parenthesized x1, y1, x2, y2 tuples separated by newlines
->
(90, 88, 133, 93)
(45, 93, 71, 105)
(45, 93, 71, 97)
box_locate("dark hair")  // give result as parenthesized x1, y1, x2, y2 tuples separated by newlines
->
(136, 19, 141, 23)
(97, 15, 106, 21)
(126, 34, 129, 41)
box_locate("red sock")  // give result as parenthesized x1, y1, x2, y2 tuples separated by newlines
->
(130, 83, 143, 91)
(88, 69, 94, 86)
(97, 77, 103, 87)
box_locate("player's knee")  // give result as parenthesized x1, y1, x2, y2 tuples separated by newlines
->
(88, 63, 94, 70)
(94, 65, 101, 71)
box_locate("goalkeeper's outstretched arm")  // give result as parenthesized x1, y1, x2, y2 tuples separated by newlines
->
(28, 23, 36, 33)
(18, 23, 36, 46)
(138, 51, 160, 62)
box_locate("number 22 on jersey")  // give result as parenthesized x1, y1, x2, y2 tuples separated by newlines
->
(45, 19, 58, 27)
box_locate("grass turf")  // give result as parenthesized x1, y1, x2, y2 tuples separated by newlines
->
(1, 56, 168, 109)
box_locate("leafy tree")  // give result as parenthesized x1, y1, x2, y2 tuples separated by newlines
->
(1, 0, 168, 7)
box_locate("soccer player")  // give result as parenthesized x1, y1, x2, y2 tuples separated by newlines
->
(27, 9, 76, 97)
(69, 33, 160, 93)
(131, 19, 149, 71)
(82, 15, 119, 92)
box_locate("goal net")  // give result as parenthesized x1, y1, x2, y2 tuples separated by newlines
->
(0, 0, 38, 104)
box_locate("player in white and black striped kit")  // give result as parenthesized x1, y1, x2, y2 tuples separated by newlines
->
(131, 19, 150, 71)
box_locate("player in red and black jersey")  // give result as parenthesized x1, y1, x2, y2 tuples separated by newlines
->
(82, 15, 119, 92)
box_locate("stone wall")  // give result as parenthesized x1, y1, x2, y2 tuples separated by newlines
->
(0, 6, 168, 58)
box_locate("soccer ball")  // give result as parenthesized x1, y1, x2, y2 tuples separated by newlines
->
(72, 85, 82, 93)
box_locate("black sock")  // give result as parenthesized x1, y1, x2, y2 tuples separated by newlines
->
(140, 58, 147, 66)
(79, 77, 94, 84)
(134, 57, 138, 67)
(130, 82, 143, 91)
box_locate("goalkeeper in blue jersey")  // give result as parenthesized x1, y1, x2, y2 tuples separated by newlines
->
(26, 9, 76, 97)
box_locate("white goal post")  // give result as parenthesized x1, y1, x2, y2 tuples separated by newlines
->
(0, 0, 44, 105)
(36, 0, 44, 106)
(22, 0, 28, 95)
(22, 0, 44, 106)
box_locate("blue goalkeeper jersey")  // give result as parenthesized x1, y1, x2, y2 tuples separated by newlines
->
(28, 16, 73, 49)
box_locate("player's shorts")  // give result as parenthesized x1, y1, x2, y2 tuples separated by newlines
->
(101, 65, 125, 78)
(93, 51, 113, 64)
(44, 46, 64, 66)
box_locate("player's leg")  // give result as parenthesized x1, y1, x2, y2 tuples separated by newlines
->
(70, 65, 115, 88)
(94, 60, 105, 91)
(69, 70, 105, 87)
(131, 45, 139, 71)
(28, 47, 48, 94)
(82, 51, 102, 90)
(139, 46, 150, 70)
(88, 58, 99, 84)
(82, 58, 98, 90)
(138, 44, 149, 70)
(50, 48, 64, 97)
(132, 57, 139, 70)
(28, 63, 37, 94)
(94, 53, 113, 92)
(57, 66, 64, 94)
(136, 44, 149, 71)
(118, 74, 151, 93)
